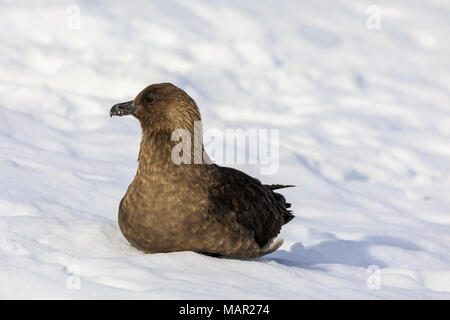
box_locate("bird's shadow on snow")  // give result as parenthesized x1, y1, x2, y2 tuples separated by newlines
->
(264, 236, 422, 269)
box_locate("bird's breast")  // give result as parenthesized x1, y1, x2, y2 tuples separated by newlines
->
(118, 173, 212, 249)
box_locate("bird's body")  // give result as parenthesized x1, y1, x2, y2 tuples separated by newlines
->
(111, 83, 294, 258)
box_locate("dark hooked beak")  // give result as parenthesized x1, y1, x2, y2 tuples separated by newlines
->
(110, 101, 137, 117)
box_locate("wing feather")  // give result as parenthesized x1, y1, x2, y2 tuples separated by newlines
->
(207, 165, 294, 248)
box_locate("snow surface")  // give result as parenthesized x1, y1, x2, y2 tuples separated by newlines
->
(1, 0, 450, 299)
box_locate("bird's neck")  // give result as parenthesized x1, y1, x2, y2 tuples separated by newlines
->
(136, 128, 207, 177)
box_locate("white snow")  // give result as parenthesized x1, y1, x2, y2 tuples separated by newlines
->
(1, 0, 450, 299)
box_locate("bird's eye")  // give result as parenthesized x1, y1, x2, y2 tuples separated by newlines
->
(145, 96, 154, 104)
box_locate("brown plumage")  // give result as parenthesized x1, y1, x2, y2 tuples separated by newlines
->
(110, 83, 294, 258)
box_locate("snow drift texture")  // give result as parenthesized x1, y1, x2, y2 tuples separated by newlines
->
(0, 0, 449, 299)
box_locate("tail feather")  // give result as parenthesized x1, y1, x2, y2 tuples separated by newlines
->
(270, 188, 295, 225)
(283, 211, 294, 224)
(264, 184, 295, 190)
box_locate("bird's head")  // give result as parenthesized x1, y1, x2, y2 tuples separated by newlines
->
(110, 83, 201, 133)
